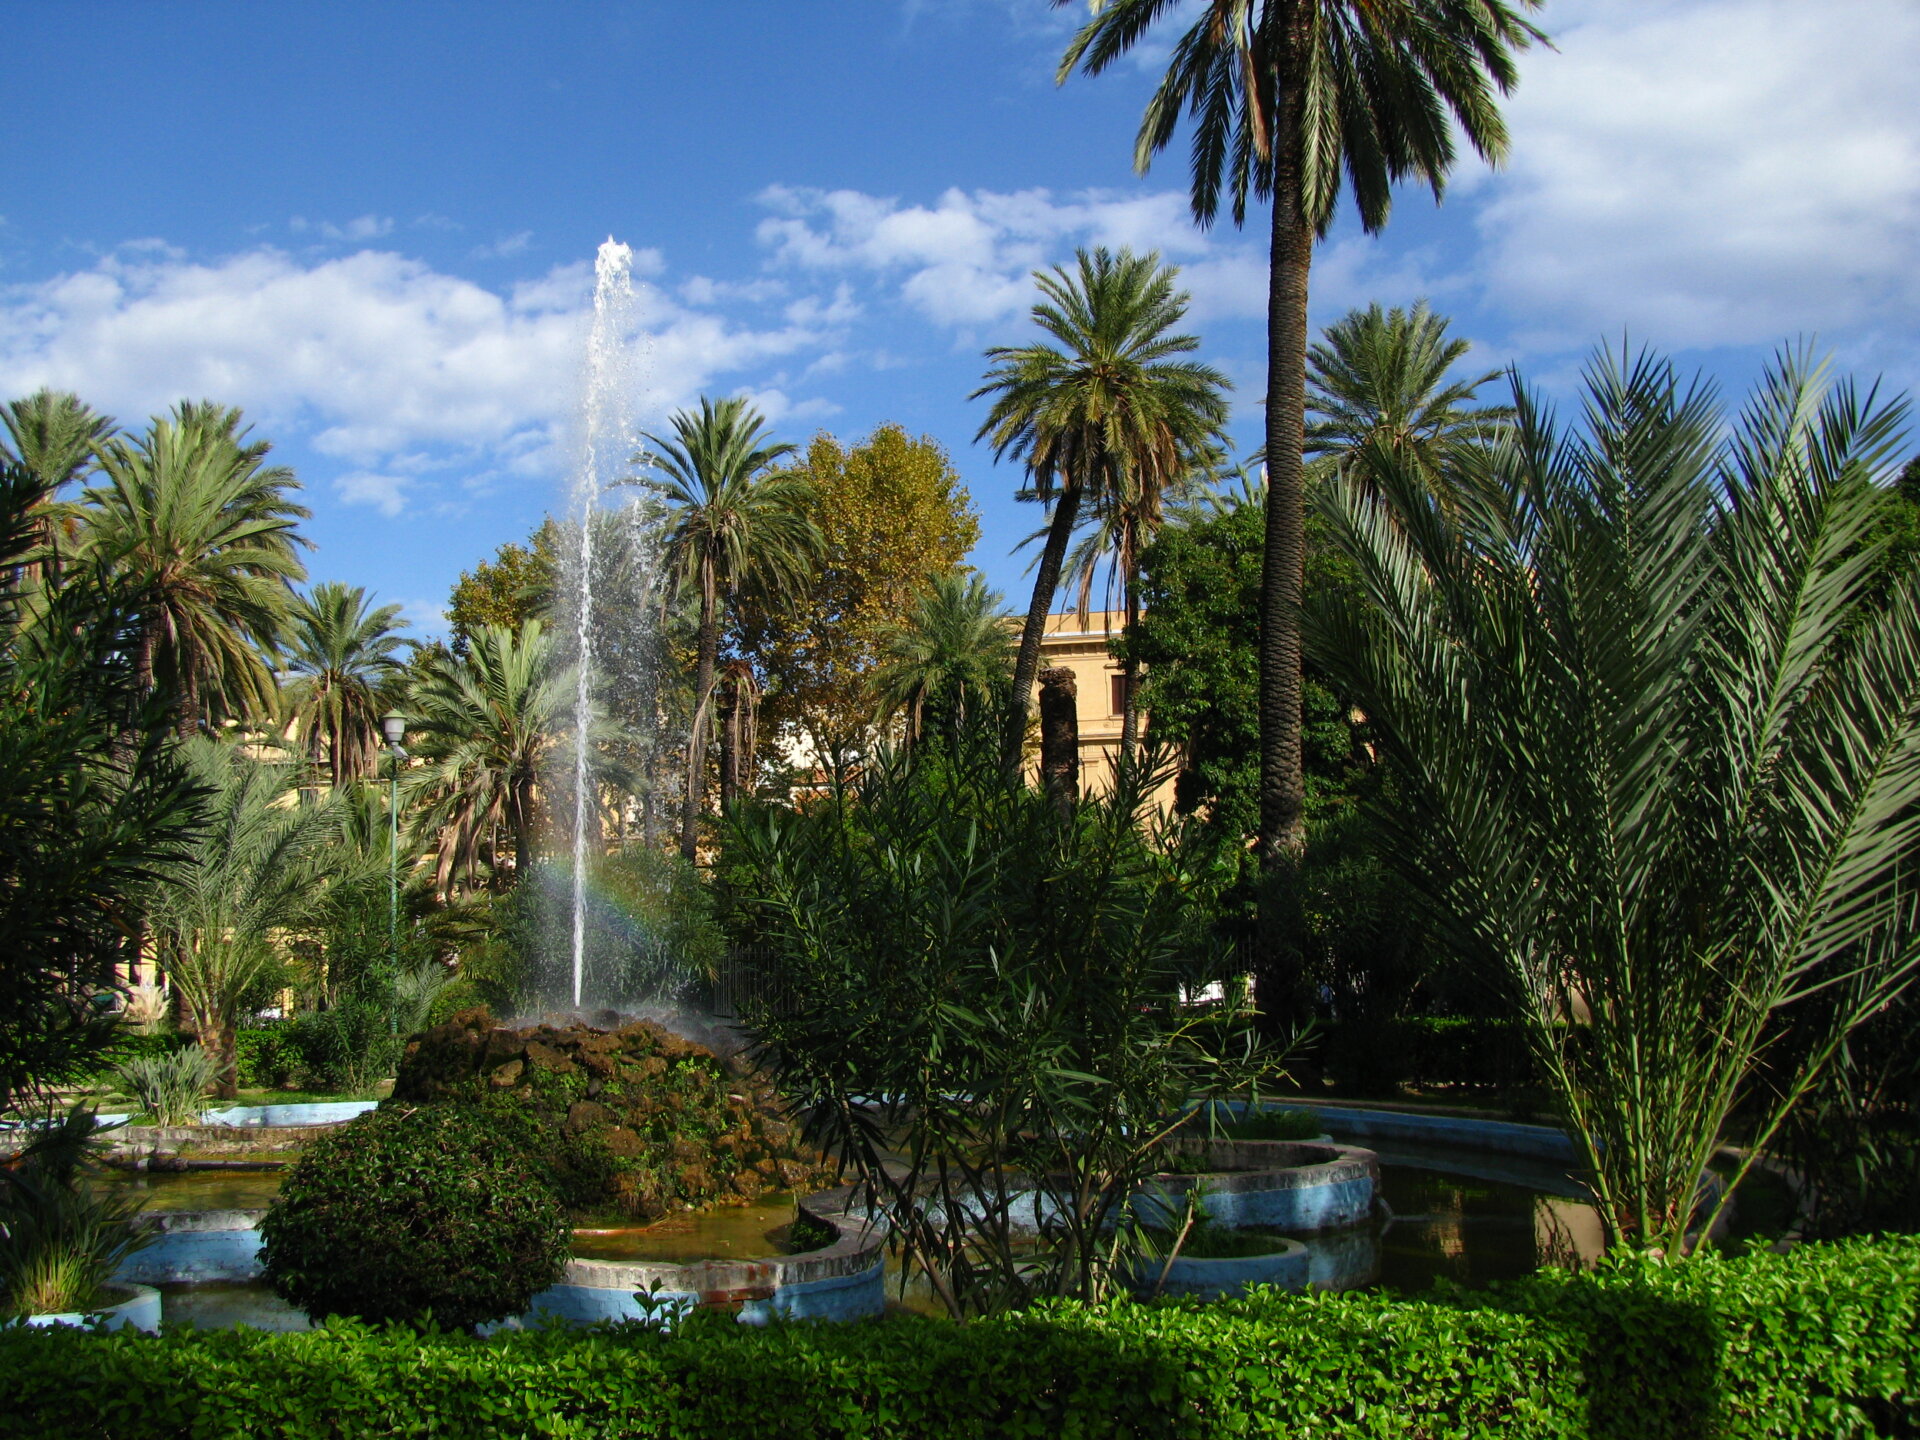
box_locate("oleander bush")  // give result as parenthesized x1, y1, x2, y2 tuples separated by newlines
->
(0, 1236, 1913, 1438)
(257, 1103, 568, 1332)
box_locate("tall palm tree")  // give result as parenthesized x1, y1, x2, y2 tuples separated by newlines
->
(1308, 347, 1920, 1252)
(0, 389, 116, 587)
(80, 402, 309, 734)
(1059, 0, 1541, 1029)
(1304, 301, 1512, 496)
(974, 247, 1230, 770)
(150, 736, 358, 1097)
(871, 571, 1015, 752)
(1054, 449, 1223, 756)
(407, 619, 567, 890)
(635, 396, 819, 861)
(281, 582, 411, 788)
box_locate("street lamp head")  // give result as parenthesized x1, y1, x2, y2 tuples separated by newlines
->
(380, 712, 406, 749)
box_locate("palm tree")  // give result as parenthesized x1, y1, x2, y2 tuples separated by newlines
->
(871, 571, 1015, 752)
(281, 582, 411, 789)
(1058, 0, 1543, 1027)
(1305, 301, 1512, 495)
(407, 620, 566, 890)
(1055, 450, 1223, 756)
(1308, 347, 1920, 1252)
(0, 389, 115, 586)
(80, 402, 309, 734)
(974, 247, 1230, 770)
(634, 397, 819, 861)
(150, 737, 359, 1097)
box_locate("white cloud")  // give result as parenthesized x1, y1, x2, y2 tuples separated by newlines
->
(336, 471, 411, 517)
(752, 182, 1441, 330)
(471, 230, 534, 260)
(0, 243, 845, 515)
(1478, 0, 1920, 352)
(757, 184, 1218, 326)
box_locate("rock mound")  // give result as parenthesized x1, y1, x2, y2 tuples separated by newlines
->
(390, 1008, 835, 1220)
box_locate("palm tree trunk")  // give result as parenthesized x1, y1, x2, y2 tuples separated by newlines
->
(1118, 572, 1142, 757)
(1256, 71, 1315, 1034)
(682, 565, 719, 863)
(1005, 484, 1083, 775)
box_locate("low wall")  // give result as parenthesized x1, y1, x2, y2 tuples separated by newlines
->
(1141, 1141, 1380, 1234)
(1273, 1103, 1579, 1164)
(522, 1185, 886, 1327)
(119, 1210, 266, 1285)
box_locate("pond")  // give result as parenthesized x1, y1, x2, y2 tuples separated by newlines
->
(119, 1147, 1611, 1330)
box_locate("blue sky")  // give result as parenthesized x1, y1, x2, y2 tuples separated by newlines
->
(3, 1, 1916, 636)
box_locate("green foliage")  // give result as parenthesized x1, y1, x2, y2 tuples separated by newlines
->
(2, 1237, 1916, 1437)
(0, 460, 204, 1113)
(258, 1103, 568, 1331)
(512, 848, 724, 1010)
(114, 1045, 216, 1125)
(445, 525, 558, 658)
(1310, 347, 1920, 1251)
(285, 1001, 400, 1095)
(147, 737, 364, 1097)
(279, 581, 409, 788)
(233, 1026, 298, 1091)
(0, 1106, 152, 1319)
(719, 734, 1280, 1315)
(1218, 1108, 1323, 1142)
(1318, 1016, 1537, 1097)
(738, 424, 981, 771)
(1118, 494, 1372, 838)
(868, 570, 1012, 751)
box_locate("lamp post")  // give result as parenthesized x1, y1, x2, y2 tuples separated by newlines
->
(380, 712, 407, 1034)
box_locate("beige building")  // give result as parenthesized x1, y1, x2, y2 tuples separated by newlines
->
(1029, 609, 1176, 811)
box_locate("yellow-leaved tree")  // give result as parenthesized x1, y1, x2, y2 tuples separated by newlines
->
(734, 425, 979, 783)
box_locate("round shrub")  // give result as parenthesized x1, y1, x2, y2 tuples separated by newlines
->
(258, 1104, 568, 1331)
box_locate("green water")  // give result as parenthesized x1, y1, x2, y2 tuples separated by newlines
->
(105, 1169, 284, 1212)
(569, 1194, 803, 1262)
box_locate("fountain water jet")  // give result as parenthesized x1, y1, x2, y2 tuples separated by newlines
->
(566, 239, 641, 1009)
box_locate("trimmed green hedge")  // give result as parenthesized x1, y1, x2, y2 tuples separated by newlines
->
(0, 1237, 1913, 1438)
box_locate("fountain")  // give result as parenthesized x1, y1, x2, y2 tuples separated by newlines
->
(562, 239, 644, 1011)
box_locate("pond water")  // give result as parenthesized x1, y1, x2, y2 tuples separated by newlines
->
(123, 1148, 1611, 1330)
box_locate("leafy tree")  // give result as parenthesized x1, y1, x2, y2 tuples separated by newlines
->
(80, 402, 309, 733)
(407, 620, 566, 890)
(975, 247, 1230, 769)
(280, 582, 410, 788)
(721, 735, 1276, 1315)
(0, 462, 202, 1113)
(1309, 347, 1920, 1252)
(446, 524, 558, 658)
(736, 425, 981, 775)
(1304, 301, 1511, 495)
(635, 397, 818, 861)
(1117, 495, 1367, 841)
(870, 571, 1014, 752)
(148, 737, 360, 1096)
(1058, 0, 1544, 1031)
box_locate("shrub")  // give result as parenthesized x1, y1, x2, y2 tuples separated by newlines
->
(257, 1104, 568, 1332)
(233, 1026, 298, 1090)
(0, 1107, 152, 1319)
(1220, 1108, 1323, 1141)
(113, 1046, 217, 1125)
(0, 1236, 1913, 1438)
(285, 1000, 399, 1094)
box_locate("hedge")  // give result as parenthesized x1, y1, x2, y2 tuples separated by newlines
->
(0, 1236, 1913, 1438)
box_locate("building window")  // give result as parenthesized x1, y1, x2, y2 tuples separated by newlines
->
(1110, 673, 1128, 716)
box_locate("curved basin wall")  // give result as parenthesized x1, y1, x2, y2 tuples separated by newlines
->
(1139, 1142, 1379, 1234)
(525, 1186, 886, 1327)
